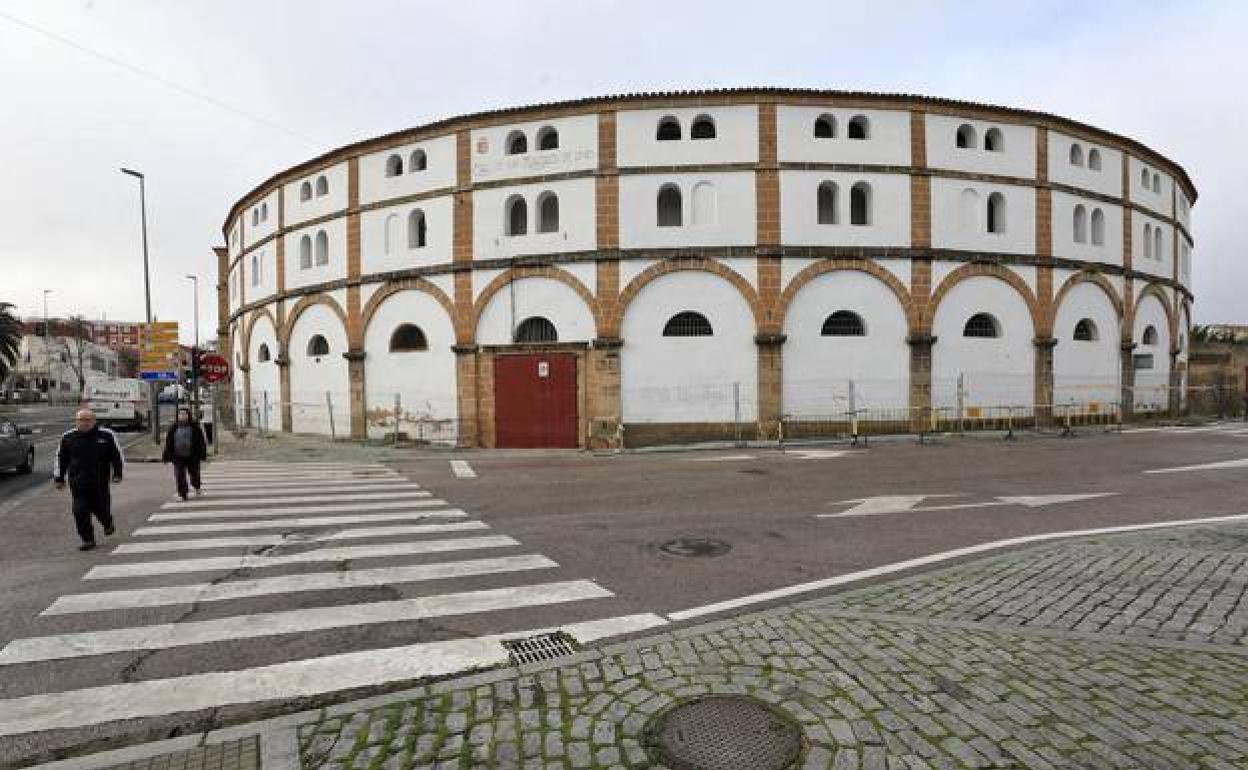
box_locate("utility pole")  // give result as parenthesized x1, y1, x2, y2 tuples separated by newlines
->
(186, 274, 199, 418)
(121, 168, 160, 441)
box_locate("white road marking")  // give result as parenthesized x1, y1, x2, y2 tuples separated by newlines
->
(199, 472, 399, 483)
(198, 478, 415, 492)
(209, 462, 391, 470)
(162, 490, 431, 509)
(190, 482, 424, 498)
(0, 613, 668, 737)
(785, 449, 853, 459)
(150, 499, 450, 521)
(668, 511, 1248, 622)
(817, 492, 1118, 518)
(44, 555, 560, 615)
(450, 460, 477, 479)
(0, 581, 611, 665)
(820, 495, 960, 517)
(85, 536, 521, 579)
(113, 522, 491, 553)
(688, 454, 757, 462)
(134, 510, 470, 535)
(1144, 458, 1248, 474)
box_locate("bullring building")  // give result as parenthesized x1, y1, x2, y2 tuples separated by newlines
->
(217, 88, 1195, 448)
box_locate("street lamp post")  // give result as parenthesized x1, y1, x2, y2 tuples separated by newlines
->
(120, 167, 160, 441)
(42, 289, 52, 399)
(186, 274, 199, 417)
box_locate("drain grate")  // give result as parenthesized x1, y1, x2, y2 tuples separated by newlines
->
(647, 695, 803, 770)
(501, 631, 577, 665)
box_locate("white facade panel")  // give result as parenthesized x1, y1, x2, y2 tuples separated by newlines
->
(616, 106, 758, 167)
(245, 246, 278, 305)
(1047, 132, 1122, 198)
(1052, 281, 1121, 406)
(561, 261, 597, 298)
(878, 258, 910, 288)
(1127, 156, 1172, 217)
(931, 276, 1036, 408)
(775, 106, 911, 165)
(781, 258, 818, 292)
(925, 116, 1035, 179)
(473, 178, 597, 260)
(361, 197, 454, 275)
(717, 258, 757, 290)
(242, 191, 279, 250)
(245, 314, 280, 431)
(363, 289, 458, 438)
(930, 179, 1036, 255)
(284, 163, 349, 228)
(618, 172, 755, 249)
(360, 135, 457, 205)
(284, 219, 349, 291)
(778, 171, 911, 248)
(620, 258, 659, 291)
(1132, 293, 1171, 412)
(287, 303, 350, 435)
(475, 277, 596, 345)
(471, 115, 598, 184)
(1051, 192, 1123, 268)
(1132, 214, 1172, 280)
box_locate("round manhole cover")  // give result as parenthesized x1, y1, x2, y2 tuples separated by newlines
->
(647, 695, 803, 770)
(659, 538, 732, 557)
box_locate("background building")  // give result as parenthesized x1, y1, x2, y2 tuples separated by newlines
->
(4, 318, 120, 400)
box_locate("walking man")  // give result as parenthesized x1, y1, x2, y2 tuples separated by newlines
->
(162, 407, 207, 501)
(53, 408, 122, 551)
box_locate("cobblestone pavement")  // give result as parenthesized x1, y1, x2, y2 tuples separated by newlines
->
(276, 523, 1248, 770)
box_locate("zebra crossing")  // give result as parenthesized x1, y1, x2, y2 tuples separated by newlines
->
(0, 461, 665, 738)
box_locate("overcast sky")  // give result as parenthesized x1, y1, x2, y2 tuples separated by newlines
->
(2, 0, 1244, 344)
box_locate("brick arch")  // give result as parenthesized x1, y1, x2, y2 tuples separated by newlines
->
(361, 278, 457, 342)
(615, 257, 761, 336)
(924, 263, 1044, 337)
(1130, 282, 1176, 345)
(279, 292, 349, 352)
(241, 306, 280, 366)
(1050, 271, 1125, 339)
(777, 259, 912, 331)
(470, 265, 599, 342)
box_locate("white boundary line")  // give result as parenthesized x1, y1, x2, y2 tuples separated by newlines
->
(450, 460, 477, 479)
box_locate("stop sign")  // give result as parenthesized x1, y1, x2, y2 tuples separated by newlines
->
(198, 353, 230, 383)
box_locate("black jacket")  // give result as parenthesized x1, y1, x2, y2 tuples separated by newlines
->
(54, 426, 124, 491)
(162, 422, 208, 463)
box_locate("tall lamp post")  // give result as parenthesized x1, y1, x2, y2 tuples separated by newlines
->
(185, 274, 199, 417)
(120, 167, 160, 441)
(42, 289, 52, 398)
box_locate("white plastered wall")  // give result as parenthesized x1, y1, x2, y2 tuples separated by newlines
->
(242, 191, 279, 250)
(775, 106, 910, 165)
(1050, 192, 1122, 268)
(475, 277, 596, 345)
(925, 116, 1035, 179)
(360, 135, 457, 204)
(1052, 281, 1121, 406)
(471, 115, 598, 183)
(246, 247, 278, 305)
(1132, 214, 1172, 281)
(473, 178, 597, 260)
(287, 303, 349, 435)
(1132, 293, 1171, 412)
(363, 290, 458, 438)
(778, 171, 911, 248)
(284, 163, 349, 227)
(931, 179, 1036, 255)
(616, 106, 757, 167)
(285, 219, 349, 291)
(361, 197, 454, 275)
(931, 276, 1035, 407)
(618, 172, 755, 249)
(246, 314, 280, 430)
(1127, 157, 1172, 217)
(1047, 132, 1122, 198)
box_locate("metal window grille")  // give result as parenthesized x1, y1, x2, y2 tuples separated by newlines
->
(389, 324, 428, 352)
(1074, 319, 1097, 342)
(821, 311, 865, 337)
(662, 312, 713, 337)
(963, 314, 999, 338)
(514, 317, 557, 343)
(306, 335, 329, 356)
(690, 116, 716, 139)
(656, 118, 681, 141)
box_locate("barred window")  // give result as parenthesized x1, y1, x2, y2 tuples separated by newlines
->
(537, 192, 559, 233)
(656, 116, 681, 141)
(307, 335, 330, 357)
(514, 316, 557, 343)
(690, 114, 716, 140)
(816, 181, 838, 225)
(1073, 319, 1098, 341)
(506, 196, 528, 236)
(662, 312, 713, 337)
(389, 324, 428, 352)
(963, 313, 999, 338)
(821, 311, 865, 337)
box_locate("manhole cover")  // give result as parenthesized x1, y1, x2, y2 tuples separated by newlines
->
(659, 538, 732, 558)
(647, 695, 803, 770)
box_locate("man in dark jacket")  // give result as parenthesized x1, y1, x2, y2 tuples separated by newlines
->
(162, 407, 208, 501)
(53, 409, 123, 551)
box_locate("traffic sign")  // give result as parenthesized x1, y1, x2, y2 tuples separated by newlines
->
(139, 371, 178, 382)
(199, 353, 230, 384)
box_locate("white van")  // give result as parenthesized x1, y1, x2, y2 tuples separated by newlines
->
(84, 378, 151, 431)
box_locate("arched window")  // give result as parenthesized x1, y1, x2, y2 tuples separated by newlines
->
(691, 182, 717, 225)
(1088, 148, 1102, 171)
(1090, 208, 1105, 245)
(1153, 226, 1163, 260)
(251, 209, 258, 226)
(814, 114, 836, 138)
(657, 184, 682, 227)
(662, 311, 713, 337)
(408, 209, 427, 248)
(506, 196, 527, 236)
(257, 343, 271, 362)
(385, 155, 403, 177)
(251, 255, 259, 284)
(956, 124, 976, 149)
(816, 181, 838, 225)
(389, 324, 428, 352)
(506, 131, 527, 155)
(690, 114, 716, 140)
(1069, 144, 1084, 167)
(1152, 172, 1161, 192)
(260, 202, 268, 221)
(306, 335, 330, 357)
(1073, 205, 1088, 243)
(514, 316, 557, 343)
(410, 149, 427, 171)
(1073, 319, 1098, 341)
(299, 235, 312, 269)
(384, 214, 399, 255)
(959, 188, 979, 231)
(984, 128, 1004, 152)
(656, 116, 681, 141)
(847, 115, 869, 139)
(963, 313, 999, 338)
(536, 126, 559, 151)
(821, 311, 866, 337)
(986, 192, 1006, 233)
(315, 176, 328, 196)
(1143, 223, 1153, 259)
(537, 192, 559, 233)
(850, 182, 871, 226)
(300, 181, 312, 202)
(1140, 168, 1150, 188)
(314, 230, 329, 265)
(1142, 325, 1158, 345)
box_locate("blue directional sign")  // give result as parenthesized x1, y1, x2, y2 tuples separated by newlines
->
(139, 371, 178, 382)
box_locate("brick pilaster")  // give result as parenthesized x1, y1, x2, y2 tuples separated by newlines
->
(275, 187, 286, 294)
(345, 158, 366, 438)
(453, 345, 480, 448)
(1121, 341, 1137, 420)
(908, 107, 934, 426)
(1034, 126, 1055, 415)
(1034, 337, 1056, 418)
(588, 111, 624, 449)
(755, 102, 783, 436)
(587, 338, 623, 450)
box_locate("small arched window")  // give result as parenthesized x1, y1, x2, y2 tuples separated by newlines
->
(315, 176, 328, 196)
(690, 115, 716, 140)
(984, 128, 1004, 152)
(314, 230, 329, 265)
(300, 181, 312, 202)
(691, 182, 716, 225)
(1152, 172, 1161, 192)
(847, 115, 869, 140)
(410, 149, 427, 172)
(250, 255, 259, 284)
(821, 311, 866, 337)
(537, 192, 559, 233)
(257, 343, 271, 362)
(817, 181, 838, 225)
(1090, 208, 1105, 246)
(1073, 319, 1098, 341)
(1069, 144, 1084, 167)
(850, 182, 871, 226)
(956, 124, 976, 149)
(299, 235, 312, 269)
(385, 155, 403, 177)
(536, 126, 559, 151)
(408, 209, 427, 248)
(260, 202, 268, 222)
(814, 114, 836, 138)
(1087, 148, 1102, 171)
(506, 131, 527, 155)
(1153, 226, 1163, 260)
(963, 313, 999, 338)
(306, 335, 330, 357)
(389, 324, 428, 352)
(251, 209, 259, 226)
(662, 311, 713, 337)
(656, 116, 681, 141)
(506, 196, 527, 236)
(657, 184, 682, 227)
(1143, 223, 1153, 259)
(1073, 205, 1088, 243)
(1140, 168, 1150, 188)
(1142, 325, 1158, 345)
(514, 316, 557, 343)
(986, 192, 1006, 233)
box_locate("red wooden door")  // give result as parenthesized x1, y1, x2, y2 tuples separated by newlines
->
(494, 354, 578, 448)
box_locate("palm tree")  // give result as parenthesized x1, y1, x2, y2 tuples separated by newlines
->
(0, 302, 21, 383)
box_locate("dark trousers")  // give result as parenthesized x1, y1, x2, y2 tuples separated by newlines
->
(173, 458, 202, 499)
(71, 486, 113, 544)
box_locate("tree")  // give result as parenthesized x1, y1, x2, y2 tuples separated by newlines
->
(117, 346, 139, 378)
(0, 302, 21, 384)
(59, 315, 92, 395)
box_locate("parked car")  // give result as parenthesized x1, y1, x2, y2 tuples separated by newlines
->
(0, 418, 35, 474)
